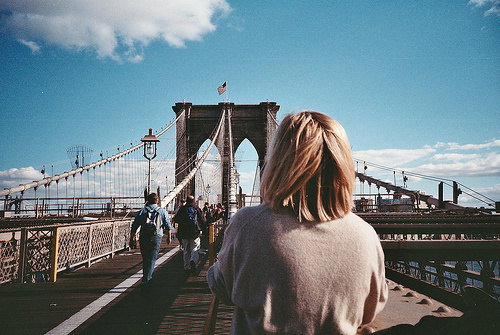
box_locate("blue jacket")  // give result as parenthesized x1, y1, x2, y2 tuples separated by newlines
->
(131, 204, 171, 237)
(175, 204, 201, 239)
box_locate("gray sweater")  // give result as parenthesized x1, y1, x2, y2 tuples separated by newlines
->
(207, 203, 388, 335)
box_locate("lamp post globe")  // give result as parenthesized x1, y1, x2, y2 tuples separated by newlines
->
(141, 128, 160, 194)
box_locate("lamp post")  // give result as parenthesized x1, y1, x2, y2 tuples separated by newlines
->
(141, 128, 160, 194)
(234, 170, 240, 208)
(206, 184, 211, 203)
(234, 170, 240, 186)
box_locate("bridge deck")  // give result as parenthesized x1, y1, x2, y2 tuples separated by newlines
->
(0, 237, 462, 335)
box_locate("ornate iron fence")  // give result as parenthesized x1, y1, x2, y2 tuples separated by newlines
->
(378, 221, 500, 309)
(386, 259, 500, 299)
(0, 233, 20, 284)
(0, 219, 133, 284)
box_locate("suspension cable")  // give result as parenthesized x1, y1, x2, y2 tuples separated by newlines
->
(161, 110, 225, 207)
(0, 110, 185, 198)
(354, 158, 495, 206)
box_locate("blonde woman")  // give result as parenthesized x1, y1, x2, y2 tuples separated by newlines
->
(207, 111, 388, 334)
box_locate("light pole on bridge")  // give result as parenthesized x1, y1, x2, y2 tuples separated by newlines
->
(206, 184, 211, 204)
(141, 128, 160, 195)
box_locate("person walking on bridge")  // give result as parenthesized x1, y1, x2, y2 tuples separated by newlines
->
(208, 111, 388, 334)
(175, 195, 202, 275)
(130, 193, 171, 287)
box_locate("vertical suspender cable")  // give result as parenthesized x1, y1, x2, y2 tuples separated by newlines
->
(161, 110, 225, 208)
(227, 105, 237, 218)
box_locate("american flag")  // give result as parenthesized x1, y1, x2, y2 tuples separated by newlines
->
(217, 82, 227, 95)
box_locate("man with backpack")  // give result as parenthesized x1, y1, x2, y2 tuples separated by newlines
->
(174, 195, 201, 275)
(130, 193, 172, 287)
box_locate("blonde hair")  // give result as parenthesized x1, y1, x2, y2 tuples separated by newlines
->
(261, 111, 355, 222)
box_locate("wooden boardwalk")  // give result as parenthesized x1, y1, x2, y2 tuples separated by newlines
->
(0, 238, 233, 335)
(0, 236, 462, 335)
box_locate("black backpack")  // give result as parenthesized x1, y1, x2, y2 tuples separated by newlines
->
(175, 205, 200, 239)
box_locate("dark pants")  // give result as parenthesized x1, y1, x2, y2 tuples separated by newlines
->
(139, 234, 162, 283)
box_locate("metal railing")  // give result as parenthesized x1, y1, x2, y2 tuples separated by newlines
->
(381, 236, 500, 309)
(203, 220, 226, 335)
(372, 213, 500, 309)
(0, 219, 133, 284)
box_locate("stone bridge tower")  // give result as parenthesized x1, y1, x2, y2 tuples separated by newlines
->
(172, 101, 279, 212)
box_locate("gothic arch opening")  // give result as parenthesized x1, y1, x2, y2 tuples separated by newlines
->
(195, 139, 222, 205)
(173, 101, 279, 210)
(234, 138, 261, 206)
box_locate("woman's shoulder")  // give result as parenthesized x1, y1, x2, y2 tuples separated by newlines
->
(226, 203, 275, 232)
(334, 212, 380, 241)
(231, 203, 269, 222)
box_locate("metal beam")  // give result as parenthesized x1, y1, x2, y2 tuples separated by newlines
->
(382, 240, 500, 261)
(161, 110, 225, 208)
(356, 172, 467, 210)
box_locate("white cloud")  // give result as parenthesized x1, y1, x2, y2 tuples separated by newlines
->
(410, 152, 500, 178)
(470, 0, 495, 6)
(0, 167, 43, 189)
(0, 0, 232, 62)
(354, 139, 500, 179)
(485, 5, 500, 16)
(18, 38, 41, 53)
(353, 147, 436, 167)
(431, 153, 481, 162)
(446, 139, 500, 151)
(469, 0, 500, 17)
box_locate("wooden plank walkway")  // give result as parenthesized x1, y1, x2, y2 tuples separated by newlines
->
(0, 237, 233, 334)
(0, 236, 462, 335)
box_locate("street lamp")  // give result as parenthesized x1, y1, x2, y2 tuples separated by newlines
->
(234, 170, 240, 208)
(206, 184, 211, 203)
(141, 128, 159, 194)
(234, 170, 240, 186)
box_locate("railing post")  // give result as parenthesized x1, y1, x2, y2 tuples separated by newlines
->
(203, 221, 220, 335)
(435, 260, 445, 288)
(418, 261, 427, 281)
(209, 223, 215, 267)
(50, 227, 59, 282)
(87, 224, 93, 267)
(111, 220, 116, 258)
(18, 228, 27, 283)
(202, 296, 220, 335)
(455, 261, 467, 292)
(480, 261, 494, 293)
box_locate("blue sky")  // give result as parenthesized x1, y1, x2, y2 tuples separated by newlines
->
(0, 0, 499, 208)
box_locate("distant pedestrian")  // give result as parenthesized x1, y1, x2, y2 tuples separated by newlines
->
(130, 193, 171, 287)
(195, 201, 207, 236)
(214, 203, 224, 220)
(174, 195, 202, 275)
(171, 199, 185, 242)
(202, 202, 213, 235)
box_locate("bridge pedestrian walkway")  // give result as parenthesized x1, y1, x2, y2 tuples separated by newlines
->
(0, 238, 230, 335)
(0, 237, 462, 335)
